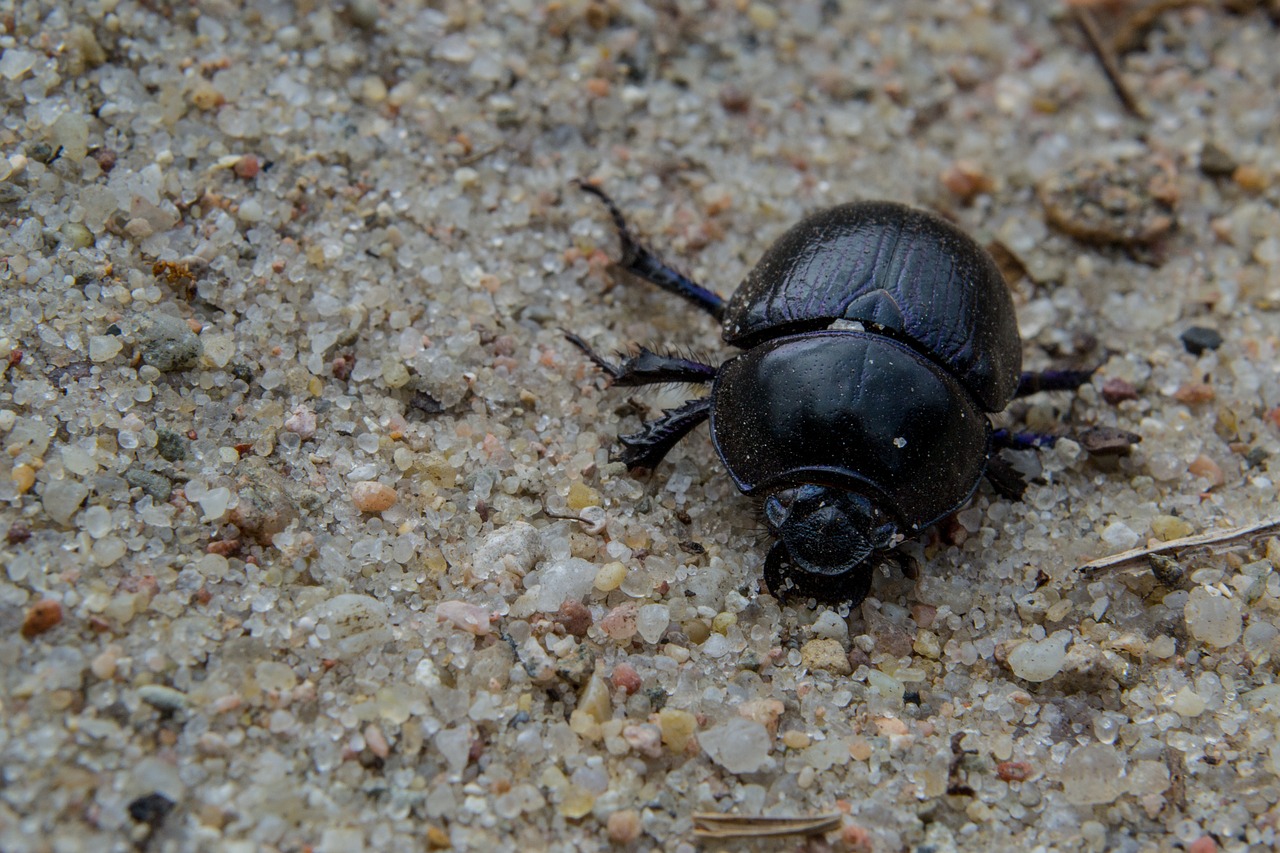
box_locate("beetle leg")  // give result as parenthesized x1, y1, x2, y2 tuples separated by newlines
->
(564, 332, 717, 386)
(1015, 367, 1096, 397)
(991, 429, 1058, 451)
(617, 397, 711, 470)
(984, 455, 1028, 500)
(575, 180, 726, 319)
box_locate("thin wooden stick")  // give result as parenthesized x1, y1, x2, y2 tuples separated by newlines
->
(1078, 516, 1280, 574)
(691, 812, 842, 839)
(1072, 6, 1145, 118)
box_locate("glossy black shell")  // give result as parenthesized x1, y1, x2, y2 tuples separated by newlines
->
(721, 201, 1021, 411)
(710, 331, 990, 530)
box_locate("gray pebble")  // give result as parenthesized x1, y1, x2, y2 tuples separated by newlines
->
(125, 468, 173, 502)
(137, 684, 188, 712)
(137, 314, 202, 373)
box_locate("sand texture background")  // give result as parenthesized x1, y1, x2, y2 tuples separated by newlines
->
(2, 1, 1280, 851)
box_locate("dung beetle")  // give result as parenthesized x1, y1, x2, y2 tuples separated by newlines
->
(568, 182, 1098, 605)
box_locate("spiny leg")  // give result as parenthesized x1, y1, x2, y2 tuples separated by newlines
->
(575, 180, 726, 319)
(1016, 367, 1095, 397)
(618, 397, 711, 470)
(564, 331, 716, 386)
(984, 454, 1028, 500)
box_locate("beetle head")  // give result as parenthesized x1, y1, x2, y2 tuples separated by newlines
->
(761, 484, 899, 603)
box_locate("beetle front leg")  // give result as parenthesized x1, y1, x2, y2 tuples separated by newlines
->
(618, 397, 711, 470)
(575, 181, 726, 319)
(564, 332, 717, 386)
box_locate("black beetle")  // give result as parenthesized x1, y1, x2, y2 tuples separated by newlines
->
(568, 182, 1096, 605)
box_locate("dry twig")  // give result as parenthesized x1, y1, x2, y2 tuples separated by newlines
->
(691, 812, 842, 839)
(1072, 5, 1146, 117)
(1078, 516, 1280, 573)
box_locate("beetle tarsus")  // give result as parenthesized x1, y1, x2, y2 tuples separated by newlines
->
(1016, 367, 1096, 397)
(575, 180, 726, 319)
(617, 397, 711, 470)
(563, 330, 623, 380)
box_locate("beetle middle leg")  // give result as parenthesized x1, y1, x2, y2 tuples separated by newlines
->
(564, 332, 717, 386)
(575, 180, 726, 319)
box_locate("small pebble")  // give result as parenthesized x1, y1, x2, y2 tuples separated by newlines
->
(233, 154, 260, 179)
(569, 669, 612, 736)
(606, 808, 642, 844)
(125, 468, 173, 502)
(1007, 635, 1068, 682)
(350, 481, 397, 512)
(811, 609, 848, 642)
(1150, 515, 1193, 541)
(566, 480, 599, 510)
(622, 723, 662, 758)
(913, 630, 942, 660)
(138, 684, 189, 712)
(1199, 141, 1237, 177)
(364, 724, 390, 759)
(635, 604, 670, 645)
(699, 717, 771, 774)
(10, 463, 35, 494)
(800, 638, 852, 675)
(1184, 587, 1242, 648)
(1188, 455, 1225, 488)
(1101, 377, 1138, 404)
(21, 599, 63, 639)
(42, 479, 89, 525)
(1040, 155, 1177, 246)
(1060, 743, 1125, 805)
(996, 761, 1034, 782)
(656, 708, 696, 752)
(1173, 382, 1215, 404)
(1078, 426, 1141, 456)
(1171, 686, 1206, 717)
(610, 662, 641, 695)
(1100, 520, 1139, 550)
(1232, 163, 1269, 193)
(1188, 835, 1219, 853)
(231, 460, 300, 544)
(599, 602, 638, 641)
(1180, 326, 1223, 355)
(136, 314, 202, 373)
(436, 600, 493, 636)
(127, 792, 175, 827)
(782, 730, 811, 749)
(940, 159, 995, 203)
(473, 522, 544, 578)
(554, 598, 592, 637)
(593, 561, 627, 592)
(283, 406, 317, 439)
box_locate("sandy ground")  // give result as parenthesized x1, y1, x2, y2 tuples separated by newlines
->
(2, 1, 1280, 851)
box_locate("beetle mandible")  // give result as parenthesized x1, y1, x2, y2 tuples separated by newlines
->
(568, 182, 1095, 605)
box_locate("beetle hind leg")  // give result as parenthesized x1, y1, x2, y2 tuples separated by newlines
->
(574, 180, 726, 319)
(564, 332, 717, 386)
(991, 429, 1058, 451)
(617, 397, 711, 470)
(1015, 367, 1096, 397)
